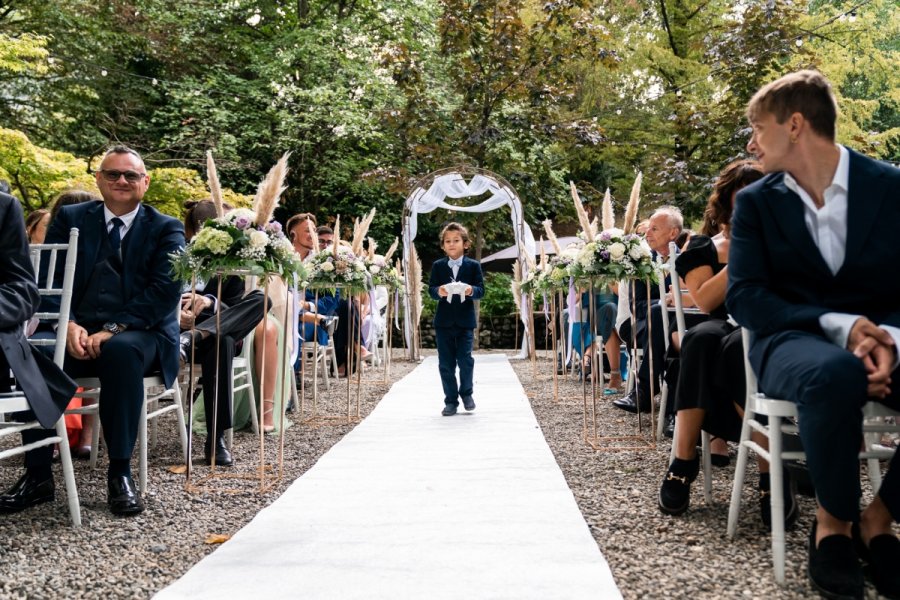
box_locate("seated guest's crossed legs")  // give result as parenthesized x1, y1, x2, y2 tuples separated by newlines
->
(759, 330, 900, 599)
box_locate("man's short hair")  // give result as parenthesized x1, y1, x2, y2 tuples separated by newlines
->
(746, 70, 838, 141)
(652, 206, 683, 232)
(103, 144, 143, 162)
(286, 212, 316, 234)
(316, 226, 333, 236)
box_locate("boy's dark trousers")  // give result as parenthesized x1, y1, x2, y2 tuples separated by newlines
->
(436, 325, 474, 407)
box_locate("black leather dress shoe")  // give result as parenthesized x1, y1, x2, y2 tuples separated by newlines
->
(808, 522, 864, 600)
(462, 396, 475, 411)
(108, 474, 144, 516)
(663, 414, 675, 438)
(204, 434, 234, 467)
(441, 404, 457, 416)
(612, 390, 651, 414)
(0, 471, 54, 513)
(178, 332, 195, 364)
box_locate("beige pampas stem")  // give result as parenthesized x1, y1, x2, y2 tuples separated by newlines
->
(332, 215, 340, 257)
(307, 219, 319, 254)
(623, 172, 643, 234)
(408, 245, 423, 326)
(539, 236, 547, 269)
(367, 237, 377, 260)
(206, 151, 225, 218)
(543, 220, 562, 255)
(511, 261, 522, 313)
(570, 181, 594, 242)
(252, 152, 291, 227)
(383, 237, 399, 263)
(351, 208, 376, 255)
(601, 188, 614, 231)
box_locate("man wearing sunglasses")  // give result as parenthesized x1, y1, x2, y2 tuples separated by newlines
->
(0, 145, 183, 517)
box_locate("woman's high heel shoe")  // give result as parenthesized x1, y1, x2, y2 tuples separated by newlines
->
(262, 399, 275, 433)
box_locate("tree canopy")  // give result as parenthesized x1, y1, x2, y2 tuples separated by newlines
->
(1, 0, 896, 260)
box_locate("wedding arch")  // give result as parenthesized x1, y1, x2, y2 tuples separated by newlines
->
(401, 166, 537, 360)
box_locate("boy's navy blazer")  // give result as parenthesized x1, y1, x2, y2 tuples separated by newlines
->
(44, 200, 185, 389)
(726, 148, 900, 375)
(428, 256, 485, 329)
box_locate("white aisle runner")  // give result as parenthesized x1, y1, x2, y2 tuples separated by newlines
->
(156, 355, 620, 599)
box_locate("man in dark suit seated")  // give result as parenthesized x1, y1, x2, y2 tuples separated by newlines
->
(0, 191, 77, 514)
(0, 145, 184, 517)
(728, 70, 900, 599)
(613, 207, 681, 414)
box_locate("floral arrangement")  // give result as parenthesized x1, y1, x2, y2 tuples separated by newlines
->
(170, 152, 304, 283)
(571, 228, 659, 284)
(369, 256, 404, 291)
(544, 244, 582, 292)
(306, 245, 370, 294)
(365, 237, 403, 291)
(171, 208, 305, 282)
(566, 173, 660, 283)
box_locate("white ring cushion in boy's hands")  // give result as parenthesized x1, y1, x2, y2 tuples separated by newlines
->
(444, 281, 469, 303)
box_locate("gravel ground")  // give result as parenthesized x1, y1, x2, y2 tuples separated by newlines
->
(0, 357, 416, 600)
(3, 351, 895, 599)
(511, 353, 898, 600)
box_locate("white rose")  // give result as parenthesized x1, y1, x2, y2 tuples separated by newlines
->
(249, 230, 269, 248)
(608, 242, 626, 261)
(320, 262, 335, 272)
(639, 241, 652, 257)
(355, 261, 365, 271)
(369, 265, 381, 274)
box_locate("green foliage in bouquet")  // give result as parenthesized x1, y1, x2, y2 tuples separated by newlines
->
(570, 229, 660, 286)
(170, 208, 305, 283)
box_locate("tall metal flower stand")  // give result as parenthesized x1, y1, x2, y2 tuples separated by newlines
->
(581, 278, 655, 452)
(185, 269, 292, 494)
(299, 285, 364, 427)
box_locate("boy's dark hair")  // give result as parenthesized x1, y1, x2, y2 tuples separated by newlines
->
(316, 225, 333, 236)
(439, 222, 470, 251)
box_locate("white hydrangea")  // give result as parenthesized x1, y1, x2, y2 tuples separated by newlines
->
(369, 265, 381, 274)
(628, 245, 644, 261)
(320, 262, 335, 272)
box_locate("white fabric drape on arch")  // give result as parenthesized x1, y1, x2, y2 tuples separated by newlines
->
(402, 172, 536, 358)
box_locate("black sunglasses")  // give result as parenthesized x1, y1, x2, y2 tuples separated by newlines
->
(98, 169, 147, 183)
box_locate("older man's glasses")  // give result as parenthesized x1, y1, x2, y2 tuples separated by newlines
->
(98, 169, 147, 183)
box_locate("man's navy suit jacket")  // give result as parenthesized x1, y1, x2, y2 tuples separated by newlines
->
(44, 200, 185, 389)
(428, 256, 485, 329)
(726, 148, 900, 376)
